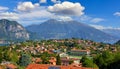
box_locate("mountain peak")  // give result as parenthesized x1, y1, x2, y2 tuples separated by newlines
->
(44, 19, 81, 25)
(0, 19, 30, 41)
(47, 18, 73, 22)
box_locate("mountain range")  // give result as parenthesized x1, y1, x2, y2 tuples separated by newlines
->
(26, 19, 118, 43)
(0, 19, 119, 44)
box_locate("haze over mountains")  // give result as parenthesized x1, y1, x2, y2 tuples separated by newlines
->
(0, 19, 119, 44)
(101, 29, 120, 39)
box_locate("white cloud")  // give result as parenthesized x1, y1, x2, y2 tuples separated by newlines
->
(18, 8, 53, 20)
(40, 0, 47, 3)
(0, 12, 19, 20)
(114, 12, 120, 16)
(52, 15, 73, 21)
(79, 15, 91, 21)
(90, 18, 104, 23)
(0, 6, 9, 11)
(75, 15, 105, 24)
(51, 0, 61, 3)
(51, 0, 57, 3)
(16, 6, 54, 25)
(48, 1, 85, 16)
(12, 2, 54, 25)
(58, 16, 73, 21)
(0, 2, 54, 26)
(16, 2, 39, 12)
(90, 25, 106, 30)
(0, 1, 101, 26)
(0, 1, 85, 26)
(90, 24, 120, 30)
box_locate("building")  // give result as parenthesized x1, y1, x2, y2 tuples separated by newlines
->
(68, 49, 90, 56)
(59, 53, 68, 57)
(49, 57, 56, 65)
(61, 57, 70, 66)
(61, 57, 81, 66)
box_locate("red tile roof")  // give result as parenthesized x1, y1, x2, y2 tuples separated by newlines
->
(26, 64, 49, 69)
(0, 66, 3, 69)
(26, 64, 94, 69)
(6, 64, 17, 69)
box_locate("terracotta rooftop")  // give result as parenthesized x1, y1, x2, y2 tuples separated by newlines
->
(6, 64, 17, 69)
(0, 66, 3, 69)
(26, 64, 94, 69)
(26, 64, 49, 69)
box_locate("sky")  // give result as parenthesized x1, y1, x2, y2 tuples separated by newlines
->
(0, 0, 120, 30)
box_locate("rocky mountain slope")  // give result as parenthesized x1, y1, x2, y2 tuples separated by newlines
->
(0, 19, 29, 41)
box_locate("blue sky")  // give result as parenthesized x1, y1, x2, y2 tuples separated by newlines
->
(0, 0, 120, 29)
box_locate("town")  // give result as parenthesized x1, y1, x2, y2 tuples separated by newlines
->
(0, 38, 120, 69)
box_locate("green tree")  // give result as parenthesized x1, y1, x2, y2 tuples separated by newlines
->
(56, 55, 61, 65)
(18, 54, 31, 67)
(107, 52, 120, 69)
(3, 51, 11, 61)
(94, 51, 115, 69)
(94, 55, 105, 69)
(41, 52, 50, 64)
(10, 51, 19, 63)
(0, 53, 3, 63)
(81, 56, 98, 68)
(107, 59, 120, 69)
